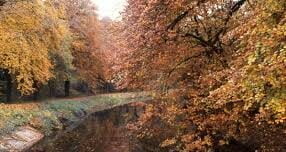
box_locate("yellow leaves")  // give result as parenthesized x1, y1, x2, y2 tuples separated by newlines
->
(182, 134, 213, 152)
(160, 138, 177, 148)
(264, 91, 286, 123)
(138, 104, 155, 124)
(72, 40, 86, 52)
(163, 103, 184, 124)
(264, 0, 286, 13)
(0, 0, 71, 95)
(240, 0, 286, 123)
(0, 1, 45, 31)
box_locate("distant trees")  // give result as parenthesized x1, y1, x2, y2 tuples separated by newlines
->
(99, 18, 128, 90)
(64, 0, 105, 91)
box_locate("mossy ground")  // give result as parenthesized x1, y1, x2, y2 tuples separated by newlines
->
(0, 92, 149, 136)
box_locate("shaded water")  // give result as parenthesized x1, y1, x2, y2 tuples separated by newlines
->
(30, 103, 145, 152)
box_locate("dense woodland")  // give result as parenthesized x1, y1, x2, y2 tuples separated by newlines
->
(0, 0, 285, 151)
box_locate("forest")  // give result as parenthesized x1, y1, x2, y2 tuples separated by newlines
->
(0, 0, 285, 151)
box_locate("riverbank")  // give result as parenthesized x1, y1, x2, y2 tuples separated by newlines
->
(0, 92, 150, 137)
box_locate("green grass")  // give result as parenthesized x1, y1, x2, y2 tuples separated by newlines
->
(0, 92, 150, 136)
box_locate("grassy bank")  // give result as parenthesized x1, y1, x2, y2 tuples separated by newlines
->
(0, 92, 149, 136)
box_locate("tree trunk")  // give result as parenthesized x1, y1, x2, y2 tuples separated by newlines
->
(4, 70, 11, 102)
(65, 80, 70, 97)
(48, 81, 55, 97)
(33, 81, 39, 101)
(33, 91, 38, 100)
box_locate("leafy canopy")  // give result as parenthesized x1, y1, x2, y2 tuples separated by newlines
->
(0, 0, 71, 95)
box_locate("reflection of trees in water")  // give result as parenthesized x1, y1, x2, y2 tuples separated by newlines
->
(48, 116, 132, 151)
(31, 104, 144, 152)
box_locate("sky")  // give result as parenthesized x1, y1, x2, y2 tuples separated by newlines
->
(92, 0, 127, 20)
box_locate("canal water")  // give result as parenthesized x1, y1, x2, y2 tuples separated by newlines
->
(30, 103, 145, 152)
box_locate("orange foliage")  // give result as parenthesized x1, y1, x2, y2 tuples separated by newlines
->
(64, 0, 105, 90)
(119, 0, 286, 151)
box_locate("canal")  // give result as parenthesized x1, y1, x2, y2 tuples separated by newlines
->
(29, 102, 145, 152)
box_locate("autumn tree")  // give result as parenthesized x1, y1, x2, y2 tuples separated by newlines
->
(0, 0, 105, 98)
(0, 0, 71, 95)
(64, 0, 105, 92)
(120, 0, 286, 151)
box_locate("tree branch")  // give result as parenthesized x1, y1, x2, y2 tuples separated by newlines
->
(184, 33, 209, 47)
(167, 52, 203, 78)
(167, 10, 189, 30)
